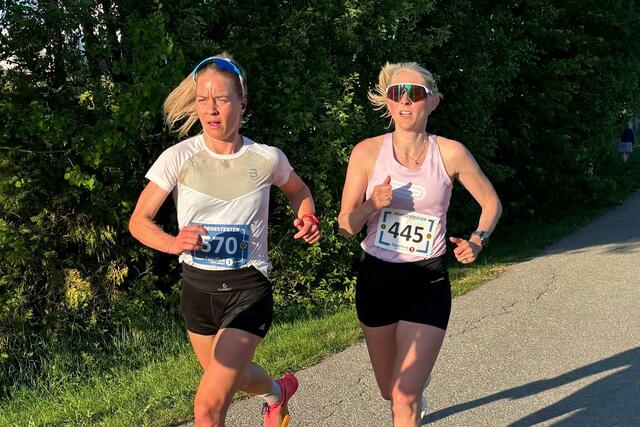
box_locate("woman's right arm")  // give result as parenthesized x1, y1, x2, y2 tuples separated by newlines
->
(128, 182, 206, 254)
(338, 141, 391, 238)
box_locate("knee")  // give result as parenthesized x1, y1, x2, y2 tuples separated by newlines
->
(390, 389, 420, 421)
(194, 394, 227, 426)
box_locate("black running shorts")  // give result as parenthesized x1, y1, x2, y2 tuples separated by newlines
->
(356, 252, 452, 331)
(180, 263, 273, 338)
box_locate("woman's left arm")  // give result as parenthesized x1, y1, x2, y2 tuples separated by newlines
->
(279, 172, 321, 244)
(455, 146, 502, 237)
(445, 140, 502, 262)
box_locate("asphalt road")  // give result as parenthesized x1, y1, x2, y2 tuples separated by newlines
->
(186, 189, 640, 426)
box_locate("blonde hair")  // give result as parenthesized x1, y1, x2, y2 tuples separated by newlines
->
(368, 61, 442, 121)
(163, 52, 246, 138)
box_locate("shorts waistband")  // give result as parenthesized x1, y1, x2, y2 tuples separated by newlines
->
(360, 251, 447, 274)
(181, 262, 270, 294)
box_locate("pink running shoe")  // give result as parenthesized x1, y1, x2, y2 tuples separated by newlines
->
(262, 372, 299, 427)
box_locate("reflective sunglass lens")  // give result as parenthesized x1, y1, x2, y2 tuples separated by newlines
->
(387, 85, 401, 101)
(386, 84, 429, 102)
(410, 86, 428, 102)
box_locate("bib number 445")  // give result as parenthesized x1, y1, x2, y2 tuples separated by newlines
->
(374, 209, 439, 256)
(386, 222, 425, 243)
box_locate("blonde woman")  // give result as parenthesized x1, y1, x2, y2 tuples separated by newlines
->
(338, 62, 501, 426)
(129, 54, 320, 427)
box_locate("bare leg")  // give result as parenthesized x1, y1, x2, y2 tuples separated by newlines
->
(187, 331, 215, 370)
(188, 331, 273, 395)
(189, 328, 263, 427)
(390, 321, 445, 427)
(360, 322, 398, 400)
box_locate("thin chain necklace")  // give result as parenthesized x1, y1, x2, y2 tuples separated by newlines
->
(392, 133, 428, 165)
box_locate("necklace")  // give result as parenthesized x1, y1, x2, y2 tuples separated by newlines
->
(392, 133, 428, 165)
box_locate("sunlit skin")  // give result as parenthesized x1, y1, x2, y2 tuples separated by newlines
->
(129, 64, 320, 426)
(190, 68, 320, 245)
(195, 69, 246, 154)
(339, 68, 499, 263)
(386, 70, 439, 135)
(338, 67, 501, 427)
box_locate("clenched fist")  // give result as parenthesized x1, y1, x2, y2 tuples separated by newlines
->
(369, 175, 393, 210)
(167, 224, 208, 255)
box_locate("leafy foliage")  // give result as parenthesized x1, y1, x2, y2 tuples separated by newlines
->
(1, 0, 640, 397)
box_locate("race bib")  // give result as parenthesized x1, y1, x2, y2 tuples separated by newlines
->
(374, 209, 439, 256)
(191, 224, 250, 268)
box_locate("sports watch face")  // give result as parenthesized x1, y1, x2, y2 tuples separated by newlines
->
(473, 231, 490, 247)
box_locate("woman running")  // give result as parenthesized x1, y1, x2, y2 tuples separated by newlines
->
(338, 61, 501, 426)
(129, 53, 320, 427)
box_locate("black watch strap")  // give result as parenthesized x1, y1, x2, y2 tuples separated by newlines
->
(471, 231, 490, 247)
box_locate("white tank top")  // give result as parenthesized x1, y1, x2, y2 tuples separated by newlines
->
(146, 135, 293, 277)
(361, 133, 453, 262)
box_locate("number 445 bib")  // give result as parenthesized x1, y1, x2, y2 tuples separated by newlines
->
(374, 209, 440, 256)
(191, 224, 250, 268)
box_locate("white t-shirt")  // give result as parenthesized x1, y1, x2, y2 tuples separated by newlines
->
(145, 134, 293, 277)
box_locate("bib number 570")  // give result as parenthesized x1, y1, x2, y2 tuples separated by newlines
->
(191, 224, 250, 268)
(201, 236, 239, 255)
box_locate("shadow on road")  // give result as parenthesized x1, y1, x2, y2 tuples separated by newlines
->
(423, 347, 640, 426)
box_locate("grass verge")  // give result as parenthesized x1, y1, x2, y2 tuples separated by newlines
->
(0, 309, 362, 426)
(1, 157, 639, 426)
(0, 205, 621, 426)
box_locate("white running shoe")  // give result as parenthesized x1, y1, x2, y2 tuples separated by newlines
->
(420, 373, 432, 420)
(420, 394, 428, 419)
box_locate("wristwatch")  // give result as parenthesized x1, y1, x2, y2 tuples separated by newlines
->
(471, 230, 490, 248)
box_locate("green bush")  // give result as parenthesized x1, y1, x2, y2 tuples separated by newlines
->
(1, 0, 640, 396)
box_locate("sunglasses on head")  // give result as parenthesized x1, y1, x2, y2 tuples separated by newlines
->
(386, 83, 432, 103)
(191, 56, 246, 98)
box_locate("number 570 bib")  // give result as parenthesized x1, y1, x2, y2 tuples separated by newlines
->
(191, 224, 250, 268)
(374, 209, 440, 256)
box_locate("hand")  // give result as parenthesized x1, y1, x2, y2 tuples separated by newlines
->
(450, 236, 482, 264)
(167, 225, 208, 255)
(293, 217, 321, 244)
(369, 175, 393, 210)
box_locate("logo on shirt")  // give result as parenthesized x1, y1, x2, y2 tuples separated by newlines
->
(218, 283, 231, 292)
(248, 168, 258, 180)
